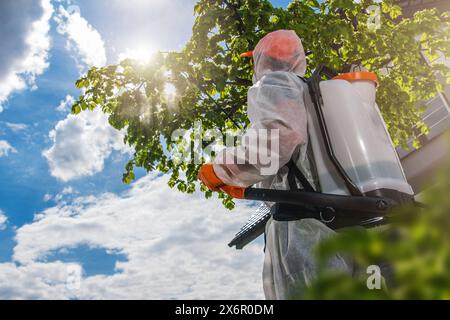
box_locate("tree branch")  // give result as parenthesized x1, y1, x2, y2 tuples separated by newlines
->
(226, 78, 253, 86)
(223, 0, 246, 35)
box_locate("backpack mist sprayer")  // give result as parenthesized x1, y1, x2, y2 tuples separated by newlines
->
(229, 66, 419, 249)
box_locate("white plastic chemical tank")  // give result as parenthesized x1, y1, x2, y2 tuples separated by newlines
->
(306, 71, 414, 199)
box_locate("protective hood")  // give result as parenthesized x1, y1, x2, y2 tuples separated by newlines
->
(252, 30, 307, 83)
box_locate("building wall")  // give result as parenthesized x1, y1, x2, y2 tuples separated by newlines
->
(396, 0, 450, 17)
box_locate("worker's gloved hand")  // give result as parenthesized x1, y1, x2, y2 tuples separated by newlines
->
(220, 185, 245, 199)
(198, 164, 246, 199)
(198, 164, 225, 191)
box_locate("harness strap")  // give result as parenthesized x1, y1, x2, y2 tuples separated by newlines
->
(286, 159, 315, 192)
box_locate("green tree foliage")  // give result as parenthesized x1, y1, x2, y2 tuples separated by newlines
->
(72, 0, 449, 208)
(303, 143, 450, 299)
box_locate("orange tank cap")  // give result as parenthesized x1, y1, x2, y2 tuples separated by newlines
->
(239, 51, 254, 58)
(333, 71, 379, 87)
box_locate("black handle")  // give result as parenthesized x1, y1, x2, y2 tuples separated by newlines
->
(244, 188, 397, 216)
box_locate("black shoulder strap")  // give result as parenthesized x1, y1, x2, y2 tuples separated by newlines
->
(287, 161, 299, 191)
(286, 76, 316, 193)
(286, 160, 316, 192)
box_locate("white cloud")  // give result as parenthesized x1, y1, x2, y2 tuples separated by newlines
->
(0, 174, 264, 299)
(5, 123, 28, 132)
(0, 140, 17, 157)
(55, 6, 107, 70)
(0, 210, 7, 230)
(43, 6, 118, 180)
(61, 186, 76, 195)
(0, 0, 53, 112)
(44, 4, 128, 181)
(56, 95, 75, 113)
(0, 262, 77, 299)
(45, 7, 117, 182)
(43, 109, 129, 181)
(43, 194, 53, 202)
(54, 186, 78, 202)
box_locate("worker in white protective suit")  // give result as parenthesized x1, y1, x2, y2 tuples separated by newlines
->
(198, 30, 352, 300)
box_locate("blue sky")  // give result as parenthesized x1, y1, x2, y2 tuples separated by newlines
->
(0, 0, 292, 299)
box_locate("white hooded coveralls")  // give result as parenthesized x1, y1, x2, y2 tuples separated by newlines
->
(212, 30, 352, 299)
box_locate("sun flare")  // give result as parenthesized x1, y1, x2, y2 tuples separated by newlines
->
(119, 46, 156, 63)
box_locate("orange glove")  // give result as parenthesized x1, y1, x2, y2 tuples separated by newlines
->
(221, 185, 245, 199)
(198, 164, 225, 191)
(198, 164, 246, 199)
